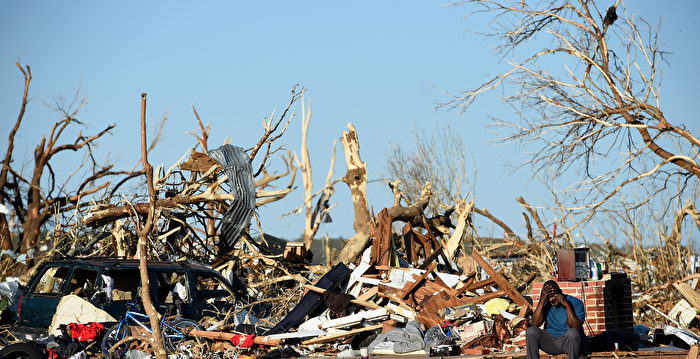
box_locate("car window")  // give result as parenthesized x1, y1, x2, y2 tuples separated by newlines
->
(31, 266, 70, 295)
(154, 270, 190, 304)
(194, 271, 234, 302)
(105, 268, 140, 301)
(66, 267, 100, 299)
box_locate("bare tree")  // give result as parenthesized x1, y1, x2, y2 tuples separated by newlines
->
(293, 93, 337, 251)
(443, 1, 700, 230)
(136, 93, 167, 359)
(82, 85, 302, 263)
(384, 122, 472, 216)
(0, 63, 142, 260)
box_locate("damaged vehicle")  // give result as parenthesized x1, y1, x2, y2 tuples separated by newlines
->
(11, 257, 259, 340)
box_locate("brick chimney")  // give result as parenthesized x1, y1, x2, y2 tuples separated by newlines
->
(531, 272, 633, 335)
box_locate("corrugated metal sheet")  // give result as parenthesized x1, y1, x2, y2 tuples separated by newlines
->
(208, 144, 255, 252)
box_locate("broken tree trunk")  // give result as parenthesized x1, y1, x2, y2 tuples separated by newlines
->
(443, 200, 473, 260)
(337, 124, 372, 263)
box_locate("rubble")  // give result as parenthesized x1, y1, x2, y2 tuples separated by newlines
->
(169, 218, 544, 357)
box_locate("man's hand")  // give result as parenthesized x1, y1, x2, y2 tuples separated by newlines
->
(542, 286, 557, 303)
(549, 293, 568, 307)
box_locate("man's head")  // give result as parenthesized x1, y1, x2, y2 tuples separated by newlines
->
(542, 280, 564, 306)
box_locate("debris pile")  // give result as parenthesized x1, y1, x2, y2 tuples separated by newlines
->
(181, 210, 538, 357)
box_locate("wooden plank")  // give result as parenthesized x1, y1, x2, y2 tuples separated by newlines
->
(517, 272, 538, 293)
(402, 223, 416, 265)
(301, 324, 382, 345)
(376, 208, 393, 266)
(418, 245, 444, 270)
(188, 330, 282, 346)
(188, 330, 235, 341)
(413, 231, 433, 258)
(686, 345, 699, 359)
(304, 284, 381, 309)
(320, 308, 388, 329)
(460, 290, 506, 304)
(253, 336, 282, 347)
(471, 249, 530, 308)
(356, 286, 378, 302)
(422, 214, 454, 272)
(377, 292, 415, 313)
(519, 304, 530, 318)
(426, 278, 457, 296)
(374, 265, 400, 271)
(674, 282, 700, 312)
(432, 273, 458, 295)
(467, 276, 498, 291)
(378, 283, 401, 296)
(400, 261, 437, 299)
(386, 302, 416, 319)
(455, 272, 477, 297)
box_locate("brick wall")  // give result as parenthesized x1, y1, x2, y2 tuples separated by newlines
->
(531, 273, 633, 335)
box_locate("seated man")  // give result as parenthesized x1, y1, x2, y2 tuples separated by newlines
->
(526, 280, 586, 359)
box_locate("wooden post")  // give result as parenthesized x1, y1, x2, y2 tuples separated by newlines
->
(471, 249, 531, 310)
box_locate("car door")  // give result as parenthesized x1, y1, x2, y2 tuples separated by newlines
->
(18, 264, 71, 329)
(64, 264, 101, 300)
(190, 269, 237, 320)
(99, 267, 141, 319)
(151, 268, 192, 318)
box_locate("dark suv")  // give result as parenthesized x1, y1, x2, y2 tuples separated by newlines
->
(12, 258, 255, 338)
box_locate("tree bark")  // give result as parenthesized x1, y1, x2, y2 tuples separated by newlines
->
(137, 93, 167, 359)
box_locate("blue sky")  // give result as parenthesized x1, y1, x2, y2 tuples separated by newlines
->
(1, 1, 698, 246)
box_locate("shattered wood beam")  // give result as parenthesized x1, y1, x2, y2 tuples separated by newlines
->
(455, 272, 477, 297)
(376, 208, 392, 266)
(356, 286, 378, 302)
(460, 290, 506, 304)
(400, 261, 437, 299)
(413, 231, 433, 255)
(471, 249, 531, 309)
(443, 200, 474, 259)
(517, 273, 538, 293)
(422, 214, 452, 272)
(377, 292, 416, 314)
(418, 245, 444, 270)
(319, 308, 389, 329)
(301, 324, 383, 345)
(402, 223, 417, 265)
(672, 282, 700, 312)
(188, 330, 281, 346)
(466, 276, 498, 291)
(428, 277, 458, 296)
